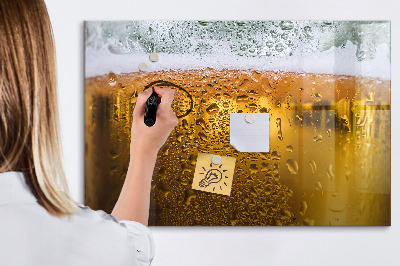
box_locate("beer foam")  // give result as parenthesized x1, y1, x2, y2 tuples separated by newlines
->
(85, 41, 390, 80)
(85, 21, 390, 80)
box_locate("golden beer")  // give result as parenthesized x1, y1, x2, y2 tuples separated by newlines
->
(85, 69, 390, 226)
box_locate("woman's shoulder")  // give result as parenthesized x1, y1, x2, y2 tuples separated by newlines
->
(73, 204, 155, 265)
(74, 204, 120, 224)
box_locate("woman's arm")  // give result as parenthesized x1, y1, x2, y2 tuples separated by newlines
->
(111, 87, 178, 225)
(111, 146, 157, 225)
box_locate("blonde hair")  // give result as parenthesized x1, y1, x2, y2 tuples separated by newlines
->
(0, 0, 76, 216)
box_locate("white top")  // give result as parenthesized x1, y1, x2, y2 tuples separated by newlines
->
(0, 171, 155, 266)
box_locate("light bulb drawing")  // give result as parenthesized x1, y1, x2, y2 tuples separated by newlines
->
(198, 162, 229, 191)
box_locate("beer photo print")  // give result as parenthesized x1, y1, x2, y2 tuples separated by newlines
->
(85, 21, 390, 226)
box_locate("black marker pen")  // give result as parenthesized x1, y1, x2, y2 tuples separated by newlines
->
(144, 87, 159, 127)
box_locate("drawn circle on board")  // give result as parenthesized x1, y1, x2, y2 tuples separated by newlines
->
(141, 80, 193, 119)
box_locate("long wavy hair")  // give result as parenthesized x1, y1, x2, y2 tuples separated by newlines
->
(0, 0, 76, 216)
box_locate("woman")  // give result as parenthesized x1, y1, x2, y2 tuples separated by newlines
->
(0, 0, 178, 265)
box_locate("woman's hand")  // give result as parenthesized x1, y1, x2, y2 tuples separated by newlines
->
(130, 86, 179, 157)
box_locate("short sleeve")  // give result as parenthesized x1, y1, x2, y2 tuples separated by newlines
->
(118, 220, 155, 265)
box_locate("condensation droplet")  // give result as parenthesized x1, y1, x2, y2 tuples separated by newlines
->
(249, 103, 258, 110)
(280, 21, 294, 30)
(366, 91, 375, 103)
(196, 118, 207, 129)
(327, 129, 332, 137)
(182, 119, 189, 129)
(249, 164, 258, 174)
(309, 160, 317, 173)
(275, 43, 285, 52)
(276, 118, 283, 141)
(286, 159, 299, 174)
(108, 72, 117, 86)
(282, 209, 291, 218)
(198, 132, 208, 142)
(206, 103, 219, 115)
(303, 218, 314, 226)
(237, 95, 249, 102)
(176, 133, 184, 143)
(303, 26, 313, 38)
(345, 170, 351, 180)
(271, 151, 281, 160)
(261, 162, 269, 172)
(326, 164, 334, 180)
(265, 40, 274, 48)
(329, 205, 345, 212)
(299, 201, 307, 216)
(314, 134, 323, 142)
(184, 189, 196, 206)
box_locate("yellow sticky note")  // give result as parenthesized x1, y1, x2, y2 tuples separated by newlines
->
(192, 153, 236, 196)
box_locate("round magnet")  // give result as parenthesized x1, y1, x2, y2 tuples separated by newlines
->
(211, 155, 222, 165)
(245, 113, 255, 124)
(139, 62, 149, 72)
(149, 52, 159, 62)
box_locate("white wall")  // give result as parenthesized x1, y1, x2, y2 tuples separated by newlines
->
(45, 0, 400, 265)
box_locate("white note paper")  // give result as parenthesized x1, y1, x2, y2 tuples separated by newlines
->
(229, 113, 270, 153)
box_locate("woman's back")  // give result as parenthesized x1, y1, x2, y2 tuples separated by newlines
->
(0, 171, 154, 266)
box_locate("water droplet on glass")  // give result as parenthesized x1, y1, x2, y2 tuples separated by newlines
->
(198, 132, 208, 142)
(196, 118, 207, 129)
(182, 119, 189, 129)
(314, 92, 322, 99)
(261, 162, 269, 172)
(314, 134, 323, 142)
(275, 43, 285, 52)
(309, 160, 317, 173)
(286, 159, 299, 174)
(326, 164, 334, 180)
(184, 189, 196, 205)
(108, 73, 117, 86)
(271, 151, 281, 160)
(345, 170, 351, 180)
(265, 41, 274, 48)
(280, 21, 294, 30)
(276, 118, 283, 141)
(282, 209, 291, 218)
(366, 92, 375, 102)
(299, 201, 307, 216)
(303, 218, 314, 226)
(237, 95, 249, 102)
(249, 164, 258, 174)
(326, 129, 331, 137)
(206, 103, 219, 115)
(176, 133, 184, 143)
(329, 205, 345, 212)
(303, 26, 313, 38)
(248, 103, 257, 111)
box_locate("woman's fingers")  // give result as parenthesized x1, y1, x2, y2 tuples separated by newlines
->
(158, 88, 175, 109)
(154, 88, 179, 126)
(153, 86, 167, 96)
(132, 87, 154, 118)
